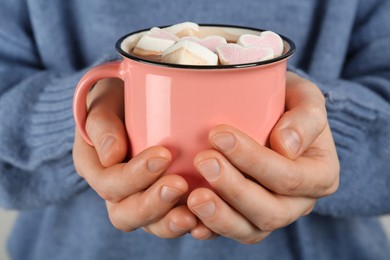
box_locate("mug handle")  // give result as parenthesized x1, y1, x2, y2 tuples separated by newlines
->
(73, 60, 125, 145)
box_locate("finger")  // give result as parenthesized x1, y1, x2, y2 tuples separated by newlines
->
(106, 175, 188, 232)
(270, 71, 327, 160)
(85, 78, 127, 167)
(193, 152, 316, 232)
(74, 130, 171, 202)
(85, 109, 127, 167)
(143, 205, 197, 238)
(207, 125, 338, 197)
(188, 188, 270, 244)
(191, 222, 219, 240)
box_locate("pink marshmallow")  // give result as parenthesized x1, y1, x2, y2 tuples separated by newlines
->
(181, 35, 227, 53)
(237, 31, 284, 57)
(149, 27, 179, 41)
(216, 43, 274, 65)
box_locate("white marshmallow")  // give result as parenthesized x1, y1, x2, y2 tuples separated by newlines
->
(199, 26, 259, 42)
(133, 27, 178, 56)
(162, 40, 218, 65)
(164, 22, 200, 37)
(121, 31, 146, 53)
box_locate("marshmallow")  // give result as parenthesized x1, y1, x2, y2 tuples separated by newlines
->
(199, 27, 258, 42)
(121, 31, 146, 53)
(222, 28, 254, 42)
(216, 43, 274, 65)
(149, 27, 179, 41)
(162, 40, 218, 65)
(164, 22, 200, 37)
(133, 27, 178, 56)
(181, 35, 227, 53)
(237, 31, 284, 57)
(125, 23, 284, 66)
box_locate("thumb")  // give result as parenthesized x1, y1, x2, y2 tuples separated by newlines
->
(85, 78, 127, 167)
(270, 72, 327, 160)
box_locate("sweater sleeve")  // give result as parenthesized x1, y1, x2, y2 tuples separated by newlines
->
(0, 2, 117, 209)
(290, 1, 390, 217)
(291, 68, 390, 218)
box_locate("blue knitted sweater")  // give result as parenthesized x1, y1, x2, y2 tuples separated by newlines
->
(1, 0, 390, 259)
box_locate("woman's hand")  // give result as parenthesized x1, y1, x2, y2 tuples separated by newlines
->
(187, 72, 340, 243)
(73, 79, 197, 238)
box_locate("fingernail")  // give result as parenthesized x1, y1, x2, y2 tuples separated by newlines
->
(197, 159, 220, 181)
(160, 186, 182, 203)
(192, 201, 216, 218)
(211, 132, 236, 152)
(170, 222, 188, 233)
(280, 128, 301, 156)
(100, 135, 116, 155)
(147, 158, 169, 173)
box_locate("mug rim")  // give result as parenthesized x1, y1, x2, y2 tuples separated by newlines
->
(115, 23, 296, 70)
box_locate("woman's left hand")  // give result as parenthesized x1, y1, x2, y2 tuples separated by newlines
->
(187, 72, 340, 243)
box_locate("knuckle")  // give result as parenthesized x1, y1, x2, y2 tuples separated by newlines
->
(316, 163, 340, 197)
(96, 189, 113, 202)
(119, 166, 136, 187)
(92, 176, 119, 202)
(121, 167, 146, 193)
(136, 203, 149, 220)
(328, 164, 340, 194)
(329, 177, 340, 194)
(136, 200, 158, 224)
(258, 208, 291, 232)
(316, 88, 326, 105)
(91, 176, 111, 200)
(277, 171, 304, 195)
(107, 207, 135, 232)
(305, 81, 326, 105)
(305, 103, 327, 130)
(258, 220, 278, 232)
(226, 184, 246, 204)
(321, 176, 340, 197)
(127, 180, 144, 195)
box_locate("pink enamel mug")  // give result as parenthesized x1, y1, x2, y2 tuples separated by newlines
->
(73, 24, 295, 190)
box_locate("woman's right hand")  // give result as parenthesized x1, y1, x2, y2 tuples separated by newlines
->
(72, 78, 197, 238)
